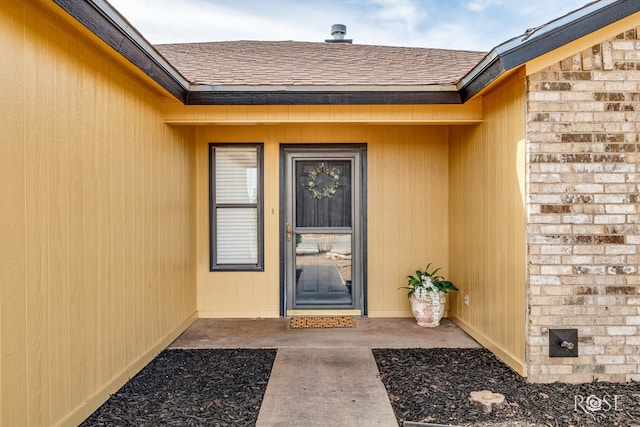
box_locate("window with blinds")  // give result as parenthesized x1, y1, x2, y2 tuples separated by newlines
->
(210, 144, 263, 271)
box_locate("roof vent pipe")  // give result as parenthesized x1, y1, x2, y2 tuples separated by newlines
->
(331, 24, 346, 40)
(325, 24, 352, 44)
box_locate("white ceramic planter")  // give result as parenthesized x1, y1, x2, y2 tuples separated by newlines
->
(410, 293, 446, 327)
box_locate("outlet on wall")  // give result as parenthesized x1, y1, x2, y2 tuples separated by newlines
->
(464, 295, 469, 305)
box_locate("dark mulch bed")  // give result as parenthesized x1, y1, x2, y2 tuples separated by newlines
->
(81, 349, 276, 427)
(373, 348, 640, 427)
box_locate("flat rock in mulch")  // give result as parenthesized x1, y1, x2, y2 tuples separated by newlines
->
(469, 390, 507, 413)
(373, 348, 640, 427)
(81, 348, 276, 427)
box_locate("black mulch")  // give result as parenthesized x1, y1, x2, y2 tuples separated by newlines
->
(373, 348, 640, 427)
(81, 349, 276, 427)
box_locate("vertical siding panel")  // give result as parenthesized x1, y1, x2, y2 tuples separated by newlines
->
(189, 129, 198, 316)
(160, 120, 167, 331)
(166, 128, 175, 324)
(102, 59, 115, 384)
(80, 55, 99, 400)
(160, 118, 170, 331)
(122, 87, 135, 366)
(195, 138, 212, 313)
(448, 133, 462, 316)
(511, 80, 526, 365)
(48, 25, 71, 423)
(153, 116, 162, 336)
(170, 129, 178, 321)
(150, 108, 160, 343)
(486, 124, 497, 334)
(495, 112, 506, 345)
(0, 2, 28, 424)
(95, 60, 108, 385)
(375, 126, 410, 314)
(133, 94, 145, 359)
(110, 71, 126, 376)
(175, 130, 184, 322)
(448, 72, 527, 375)
(143, 106, 153, 348)
(66, 31, 87, 411)
(365, 126, 382, 311)
(24, 16, 51, 426)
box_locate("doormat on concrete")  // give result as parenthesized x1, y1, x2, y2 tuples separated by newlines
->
(290, 316, 356, 329)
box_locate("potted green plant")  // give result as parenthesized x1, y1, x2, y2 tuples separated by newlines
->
(400, 263, 458, 327)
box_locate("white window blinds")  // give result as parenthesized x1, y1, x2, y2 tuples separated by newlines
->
(215, 148, 258, 204)
(216, 208, 258, 264)
(211, 145, 262, 270)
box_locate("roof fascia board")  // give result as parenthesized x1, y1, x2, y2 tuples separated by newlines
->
(190, 84, 458, 92)
(459, 0, 640, 102)
(186, 91, 462, 105)
(498, 0, 639, 70)
(457, 52, 505, 102)
(53, 0, 190, 103)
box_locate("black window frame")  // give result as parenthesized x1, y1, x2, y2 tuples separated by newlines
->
(209, 143, 264, 271)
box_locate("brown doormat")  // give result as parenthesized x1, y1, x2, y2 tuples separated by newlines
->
(290, 316, 356, 329)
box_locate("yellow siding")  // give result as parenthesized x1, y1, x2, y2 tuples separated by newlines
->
(448, 71, 527, 375)
(0, 2, 197, 426)
(196, 125, 450, 318)
(164, 101, 483, 125)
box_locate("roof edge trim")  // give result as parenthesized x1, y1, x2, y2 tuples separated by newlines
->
(185, 91, 462, 105)
(53, 0, 190, 102)
(189, 84, 458, 92)
(459, 0, 640, 102)
(497, 0, 640, 70)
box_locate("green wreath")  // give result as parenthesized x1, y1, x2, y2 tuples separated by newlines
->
(306, 163, 340, 200)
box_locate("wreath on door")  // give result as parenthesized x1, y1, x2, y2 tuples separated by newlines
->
(306, 163, 340, 200)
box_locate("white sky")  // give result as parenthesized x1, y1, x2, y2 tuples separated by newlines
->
(107, 0, 592, 51)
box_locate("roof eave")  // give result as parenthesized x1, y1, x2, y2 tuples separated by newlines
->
(185, 89, 462, 105)
(53, 0, 190, 103)
(56, 0, 640, 106)
(458, 0, 640, 102)
(48, 0, 467, 105)
(186, 84, 462, 105)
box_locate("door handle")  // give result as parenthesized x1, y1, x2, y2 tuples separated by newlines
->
(287, 223, 292, 242)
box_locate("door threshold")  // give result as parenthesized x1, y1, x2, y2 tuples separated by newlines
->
(287, 309, 362, 317)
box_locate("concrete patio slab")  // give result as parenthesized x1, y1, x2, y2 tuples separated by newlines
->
(169, 317, 480, 349)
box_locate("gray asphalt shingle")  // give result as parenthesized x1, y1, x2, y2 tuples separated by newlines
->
(155, 40, 487, 87)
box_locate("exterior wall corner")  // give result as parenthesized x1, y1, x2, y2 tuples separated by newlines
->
(526, 28, 640, 383)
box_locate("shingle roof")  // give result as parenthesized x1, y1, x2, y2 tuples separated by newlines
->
(154, 41, 487, 87)
(55, 0, 640, 104)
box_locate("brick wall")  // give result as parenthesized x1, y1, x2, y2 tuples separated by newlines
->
(527, 28, 640, 383)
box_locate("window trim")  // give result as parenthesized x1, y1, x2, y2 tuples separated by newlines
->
(209, 143, 264, 271)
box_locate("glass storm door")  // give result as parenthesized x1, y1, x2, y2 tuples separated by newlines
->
(284, 147, 364, 313)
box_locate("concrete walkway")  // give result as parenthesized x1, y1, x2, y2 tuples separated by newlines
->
(256, 348, 398, 426)
(170, 318, 479, 426)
